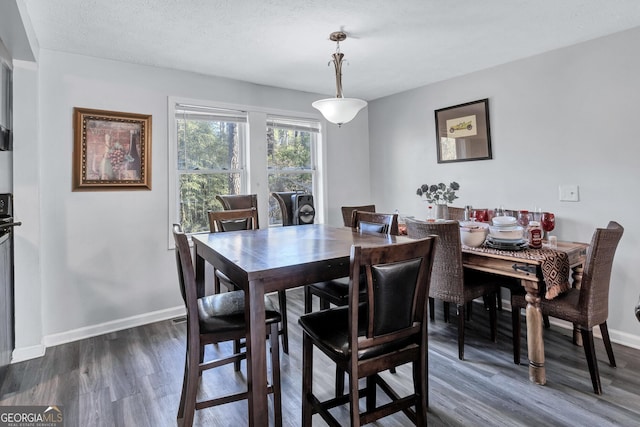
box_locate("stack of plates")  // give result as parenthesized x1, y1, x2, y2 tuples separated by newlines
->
(485, 235, 528, 250)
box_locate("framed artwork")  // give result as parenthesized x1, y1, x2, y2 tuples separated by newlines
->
(434, 98, 492, 163)
(73, 108, 152, 191)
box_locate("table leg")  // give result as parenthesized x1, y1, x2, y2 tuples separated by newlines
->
(572, 265, 584, 346)
(523, 279, 546, 385)
(246, 279, 268, 427)
(195, 251, 205, 299)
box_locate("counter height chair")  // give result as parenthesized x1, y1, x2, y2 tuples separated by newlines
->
(304, 210, 399, 314)
(173, 224, 282, 427)
(299, 237, 436, 426)
(270, 191, 298, 226)
(215, 194, 259, 228)
(511, 221, 624, 394)
(340, 204, 376, 227)
(405, 218, 502, 360)
(209, 205, 290, 355)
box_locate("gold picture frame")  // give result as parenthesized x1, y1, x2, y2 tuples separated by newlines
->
(435, 98, 492, 163)
(73, 108, 152, 191)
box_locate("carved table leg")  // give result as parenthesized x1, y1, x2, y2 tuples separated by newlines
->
(571, 265, 584, 346)
(524, 279, 546, 385)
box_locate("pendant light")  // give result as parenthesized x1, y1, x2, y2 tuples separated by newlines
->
(312, 31, 367, 127)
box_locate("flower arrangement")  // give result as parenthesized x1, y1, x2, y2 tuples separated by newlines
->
(416, 182, 460, 205)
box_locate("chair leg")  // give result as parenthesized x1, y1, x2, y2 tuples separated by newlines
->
(413, 347, 428, 424)
(580, 328, 602, 394)
(429, 297, 435, 321)
(348, 370, 360, 427)
(457, 304, 465, 360)
(511, 307, 521, 365)
(319, 297, 330, 311)
(443, 301, 450, 323)
(269, 322, 282, 427)
(301, 334, 314, 427)
(335, 368, 345, 398)
(599, 322, 617, 367)
(233, 340, 241, 371)
(181, 340, 200, 427)
(213, 268, 221, 294)
(466, 301, 473, 321)
(543, 315, 550, 329)
(277, 290, 289, 354)
(366, 375, 376, 413)
(489, 293, 497, 343)
(304, 287, 313, 314)
(496, 288, 503, 311)
(177, 346, 189, 424)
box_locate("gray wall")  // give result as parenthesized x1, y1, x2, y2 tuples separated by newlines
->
(369, 27, 640, 347)
(10, 47, 371, 359)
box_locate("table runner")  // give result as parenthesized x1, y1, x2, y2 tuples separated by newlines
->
(464, 245, 571, 299)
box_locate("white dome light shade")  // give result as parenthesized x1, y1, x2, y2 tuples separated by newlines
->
(312, 97, 367, 126)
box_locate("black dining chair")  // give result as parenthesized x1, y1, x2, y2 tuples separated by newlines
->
(511, 221, 623, 394)
(298, 237, 436, 426)
(208, 205, 290, 355)
(340, 204, 376, 227)
(172, 224, 282, 426)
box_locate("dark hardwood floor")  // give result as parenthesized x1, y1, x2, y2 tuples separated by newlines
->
(1, 287, 639, 426)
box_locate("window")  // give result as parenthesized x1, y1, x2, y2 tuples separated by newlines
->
(168, 97, 324, 242)
(174, 103, 246, 234)
(266, 116, 320, 225)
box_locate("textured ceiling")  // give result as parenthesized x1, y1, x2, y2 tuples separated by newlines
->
(22, 0, 640, 100)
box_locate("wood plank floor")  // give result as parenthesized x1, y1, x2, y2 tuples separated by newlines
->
(1, 287, 639, 426)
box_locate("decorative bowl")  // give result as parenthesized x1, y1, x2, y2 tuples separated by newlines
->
(492, 216, 518, 227)
(460, 222, 489, 247)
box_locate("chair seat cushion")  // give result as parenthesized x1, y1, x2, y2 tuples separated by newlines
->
(298, 305, 416, 361)
(512, 288, 583, 324)
(198, 290, 281, 334)
(308, 274, 367, 306)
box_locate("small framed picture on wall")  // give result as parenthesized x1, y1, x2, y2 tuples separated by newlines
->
(434, 98, 492, 163)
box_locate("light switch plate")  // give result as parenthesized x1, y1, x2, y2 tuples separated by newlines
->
(559, 185, 579, 202)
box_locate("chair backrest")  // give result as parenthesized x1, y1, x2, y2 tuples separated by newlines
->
(271, 192, 298, 226)
(348, 238, 435, 349)
(351, 210, 399, 236)
(448, 206, 465, 222)
(341, 205, 376, 227)
(405, 218, 466, 304)
(579, 221, 624, 326)
(207, 208, 258, 233)
(216, 194, 259, 228)
(172, 224, 199, 337)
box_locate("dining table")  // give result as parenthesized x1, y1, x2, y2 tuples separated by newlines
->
(191, 224, 413, 427)
(461, 240, 588, 385)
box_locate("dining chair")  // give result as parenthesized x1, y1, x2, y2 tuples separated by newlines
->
(207, 208, 259, 293)
(172, 224, 282, 427)
(340, 204, 375, 227)
(304, 210, 399, 314)
(270, 191, 298, 226)
(215, 194, 260, 228)
(298, 237, 436, 426)
(405, 218, 502, 360)
(448, 206, 466, 222)
(511, 221, 624, 394)
(208, 206, 290, 355)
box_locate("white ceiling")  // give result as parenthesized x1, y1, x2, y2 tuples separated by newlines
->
(21, 0, 640, 100)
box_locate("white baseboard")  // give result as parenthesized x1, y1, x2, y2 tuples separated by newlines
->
(42, 305, 186, 349)
(12, 305, 185, 363)
(12, 344, 46, 363)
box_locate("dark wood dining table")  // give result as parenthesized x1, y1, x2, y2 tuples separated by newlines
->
(191, 224, 413, 426)
(462, 240, 588, 385)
